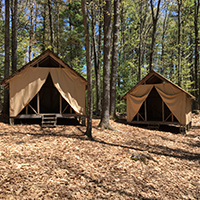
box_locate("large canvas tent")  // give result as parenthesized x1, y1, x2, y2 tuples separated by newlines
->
(122, 70, 195, 131)
(1, 49, 87, 126)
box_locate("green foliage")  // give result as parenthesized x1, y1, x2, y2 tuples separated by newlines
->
(0, 0, 199, 110)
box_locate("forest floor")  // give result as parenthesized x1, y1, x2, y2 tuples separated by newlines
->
(0, 114, 200, 200)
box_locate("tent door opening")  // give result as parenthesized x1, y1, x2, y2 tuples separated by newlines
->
(39, 73, 59, 113)
(132, 87, 178, 122)
(19, 73, 76, 115)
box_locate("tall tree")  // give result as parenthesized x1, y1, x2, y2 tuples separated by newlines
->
(91, 0, 100, 115)
(42, 2, 46, 52)
(177, 0, 182, 86)
(4, 0, 10, 113)
(81, 0, 93, 139)
(48, 0, 55, 51)
(149, 0, 161, 71)
(56, 0, 60, 54)
(194, 0, 200, 108)
(110, 0, 119, 118)
(98, 0, 113, 130)
(96, 0, 103, 115)
(11, 0, 18, 73)
(29, 0, 34, 61)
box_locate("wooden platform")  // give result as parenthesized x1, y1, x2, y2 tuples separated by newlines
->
(128, 120, 192, 134)
(9, 113, 86, 126)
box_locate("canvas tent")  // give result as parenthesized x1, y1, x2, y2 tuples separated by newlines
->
(1, 49, 87, 126)
(122, 70, 195, 131)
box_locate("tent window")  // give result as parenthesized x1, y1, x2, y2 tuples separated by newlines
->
(144, 75, 163, 84)
(33, 56, 64, 68)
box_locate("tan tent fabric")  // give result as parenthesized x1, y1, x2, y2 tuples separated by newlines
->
(126, 83, 192, 125)
(50, 68, 86, 115)
(126, 85, 153, 122)
(10, 67, 86, 117)
(10, 67, 48, 117)
(185, 97, 192, 124)
(155, 83, 188, 124)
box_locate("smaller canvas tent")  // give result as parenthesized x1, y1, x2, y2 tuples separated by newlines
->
(1, 49, 87, 126)
(122, 70, 195, 131)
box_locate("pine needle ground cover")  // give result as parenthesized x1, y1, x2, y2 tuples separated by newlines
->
(0, 116, 199, 199)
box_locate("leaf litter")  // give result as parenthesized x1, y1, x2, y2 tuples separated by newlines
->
(0, 114, 199, 199)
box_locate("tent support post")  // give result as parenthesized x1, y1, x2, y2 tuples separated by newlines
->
(26, 105, 28, 114)
(144, 100, 147, 121)
(60, 95, 62, 114)
(37, 93, 40, 114)
(162, 100, 164, 122)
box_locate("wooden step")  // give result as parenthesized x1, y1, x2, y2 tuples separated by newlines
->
(41, 114, 57, 128)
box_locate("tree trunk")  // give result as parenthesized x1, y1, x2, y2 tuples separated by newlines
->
(177, 0, 182, 86)
(4, 0, 10, 114)
(34, 0, 37, 58)
(81, 0, 93, 139)
(42, 3, 46, 52)
(29, 0, 33, 61)
(96, 0, 103, 115)
(91, 1, 100, 115)
(56, 1, 60, 55)
(149, 0, 161, 71)
(110, 0, 119, 118)
(48, 0, 54, 51)
(0, 1, 2, 16)
(11, 0, 18, 73)
(160, 9, 168, 74)
(98, 0, 113, 130)
(194, 0, 200, 108)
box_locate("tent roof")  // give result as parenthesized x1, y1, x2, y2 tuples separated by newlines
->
(122, 70, 195, 100)
(1, 49, 87, 88)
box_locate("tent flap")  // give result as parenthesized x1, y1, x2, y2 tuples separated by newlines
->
(50, 68, 86, 115)
(127, 85, 153, 122)
(10, 67, 86, 117)
(126, 83, 192, 125)
(155, 84, 190, 125)
(10, 68, 48, 117)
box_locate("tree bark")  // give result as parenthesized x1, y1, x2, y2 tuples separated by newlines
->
(81, 0, 93, 139)
(160, 9, 168, 74)
(42, 3, 46, 52)
(11, 0, 18, 73)
(0, 1, 2, 16)
(56, 0, 60, 55)
(48, 0, 55, 51)
(91, 1, 100, 115)
(4, 0, 10, 114)
(29, 0, 34, 61)
(98, 0, 113, 130)
(96, 0, 103, 115)
(110, 0, 119, 118)
(149, 0, 161, 71)
(194, 0, 200, 108)
(177, 0, 182, 86)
